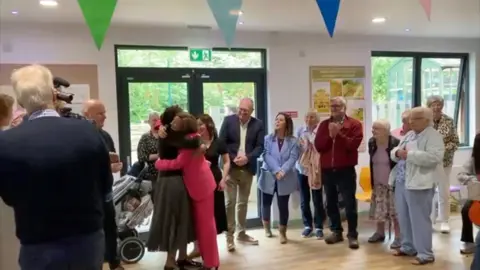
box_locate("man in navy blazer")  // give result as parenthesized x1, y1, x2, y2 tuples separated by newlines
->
(219, 98, 264, 250)
(0, 65, 110, 270)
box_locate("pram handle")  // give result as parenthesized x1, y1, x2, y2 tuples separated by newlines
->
(126, 162, 151, 183)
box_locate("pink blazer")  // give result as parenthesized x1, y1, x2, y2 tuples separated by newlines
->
(155, 149, 216, 201)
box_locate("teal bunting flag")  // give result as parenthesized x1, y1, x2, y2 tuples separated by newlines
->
(207, 0, 243, 47)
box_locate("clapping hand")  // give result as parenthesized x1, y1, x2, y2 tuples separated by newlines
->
(396, 148, 408, 160)
(328, 123, 341, 138)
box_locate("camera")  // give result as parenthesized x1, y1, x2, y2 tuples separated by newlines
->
(53, 77, 74, 104)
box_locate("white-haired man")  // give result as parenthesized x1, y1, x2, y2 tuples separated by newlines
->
(390, 107, 444, 265)
(0, 65, 111, 270)
(314, 97, 363, 249)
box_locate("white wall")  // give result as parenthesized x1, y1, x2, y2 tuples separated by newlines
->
(0, 22, 479, 218)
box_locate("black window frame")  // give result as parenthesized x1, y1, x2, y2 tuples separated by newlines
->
(372, 51, 470, 146)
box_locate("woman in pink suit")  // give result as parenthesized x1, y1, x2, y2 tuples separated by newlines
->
(155, 112, 220, 270)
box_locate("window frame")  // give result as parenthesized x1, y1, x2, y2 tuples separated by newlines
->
(372, 51, 470, 146)
(115, 45, 266, 69)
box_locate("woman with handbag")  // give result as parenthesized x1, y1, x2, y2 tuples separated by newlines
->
(258, 112, 299, 244)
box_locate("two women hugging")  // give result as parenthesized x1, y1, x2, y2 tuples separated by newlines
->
(154, 112, 220, 269)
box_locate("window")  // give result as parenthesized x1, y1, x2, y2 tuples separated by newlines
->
(371, 57, 414, 130)
(117, 48, 263, 69)
(372, 52, 469, 146)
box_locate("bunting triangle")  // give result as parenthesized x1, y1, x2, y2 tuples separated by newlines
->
(207, 0, 243, 47)
(315, 0, 341, 38)
(418, 0, 432, 21)
(77, 0, 118, 50)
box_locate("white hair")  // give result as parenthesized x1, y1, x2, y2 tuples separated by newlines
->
(426, 95, 444, 107)
(148, 111, 160, 121)
(11, 65, 54, 114)
(401, 109, 411, 120)
(331, 96, 347, 108)
(372, 119, 391, 132)
(411, 106, 434, 126)
(305, 109, 319, 120)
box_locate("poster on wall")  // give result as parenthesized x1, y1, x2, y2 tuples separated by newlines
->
(309, 66, 367, 152)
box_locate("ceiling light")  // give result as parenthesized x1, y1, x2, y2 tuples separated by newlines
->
(40, 0, 58, 7)
(238, 21, 244, 25)
(372, 17, 386, 23)
(405, 28, 411, 32)
(229, 10, 243, 16)
(11, 11, 19, 15)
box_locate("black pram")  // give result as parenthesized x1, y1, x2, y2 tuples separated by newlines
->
(113, 163, 153, 264)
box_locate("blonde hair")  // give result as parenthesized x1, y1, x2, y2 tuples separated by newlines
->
(401, 109, 411, 120)
(11, 65, 54, 114)
(305, 109, 319, 119)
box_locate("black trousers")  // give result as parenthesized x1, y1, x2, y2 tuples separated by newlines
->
(322, 167, 358, 238)
(104, 200, 120, 268)
(461, 200, 474, 243)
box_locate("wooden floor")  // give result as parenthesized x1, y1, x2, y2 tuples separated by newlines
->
(110, 216, 474, 270)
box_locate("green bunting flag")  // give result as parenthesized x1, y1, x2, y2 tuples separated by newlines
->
(77, 0, 117, 50)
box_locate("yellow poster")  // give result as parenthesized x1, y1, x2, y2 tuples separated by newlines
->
(309, 66, 367, 152)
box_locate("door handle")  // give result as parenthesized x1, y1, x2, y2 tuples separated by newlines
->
(181, 74, 191, 79)
(200, 74, 210, 79)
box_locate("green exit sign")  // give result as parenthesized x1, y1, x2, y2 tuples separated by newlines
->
(189, 48, 212, 62)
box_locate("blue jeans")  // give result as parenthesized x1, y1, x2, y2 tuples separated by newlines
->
(395, 180, 434, 261)
(471, 231, 480, 270)
(297, 170, 325, 229)
(19, 230, 105, 270)
(261, 183, 290, 226)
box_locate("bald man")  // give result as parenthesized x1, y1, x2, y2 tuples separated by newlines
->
(83, 99, 124, 270)
(219, 98, 264, 250)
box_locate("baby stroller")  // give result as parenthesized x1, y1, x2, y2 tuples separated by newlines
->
(113, 163, 153, 264)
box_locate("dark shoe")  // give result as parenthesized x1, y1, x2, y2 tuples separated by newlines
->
(177, 259, 202, 268)
(301, 227, 313, 238)
(392, 249, 417, 257)
(348, 237, 359, 249)
(164, 267, 176, 270)
(368, 232, 385, 243)
(324, 232, 344, 244)
(315, 229, 324, 240)
(389, 238, 401, 249)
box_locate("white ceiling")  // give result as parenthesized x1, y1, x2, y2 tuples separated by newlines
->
(1, 0, 480, 38)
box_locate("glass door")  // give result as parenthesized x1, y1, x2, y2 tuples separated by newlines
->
(116, 67, 267, 229)
(116, 68, 198, 172)
(195, 69, 266, 227)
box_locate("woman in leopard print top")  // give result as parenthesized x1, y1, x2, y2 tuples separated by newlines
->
(137, 112, 161, 181)
(427, 95, 460, 233)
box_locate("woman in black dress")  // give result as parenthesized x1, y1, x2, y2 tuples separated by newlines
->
(147, 106, 202, 270)
(187, 114, 230, 259)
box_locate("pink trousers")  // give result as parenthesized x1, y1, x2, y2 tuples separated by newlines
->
(192, 194, 219, 268)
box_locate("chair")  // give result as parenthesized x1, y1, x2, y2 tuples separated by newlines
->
(355, 167, 372, 202)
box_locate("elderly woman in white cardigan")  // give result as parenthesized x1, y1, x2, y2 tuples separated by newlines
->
(389, 107, 445, 265)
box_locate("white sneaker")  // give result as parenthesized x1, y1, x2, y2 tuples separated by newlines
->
(440, 222, 450, 234)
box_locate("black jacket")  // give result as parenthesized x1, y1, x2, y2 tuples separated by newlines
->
(368, 136, 400, 189)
